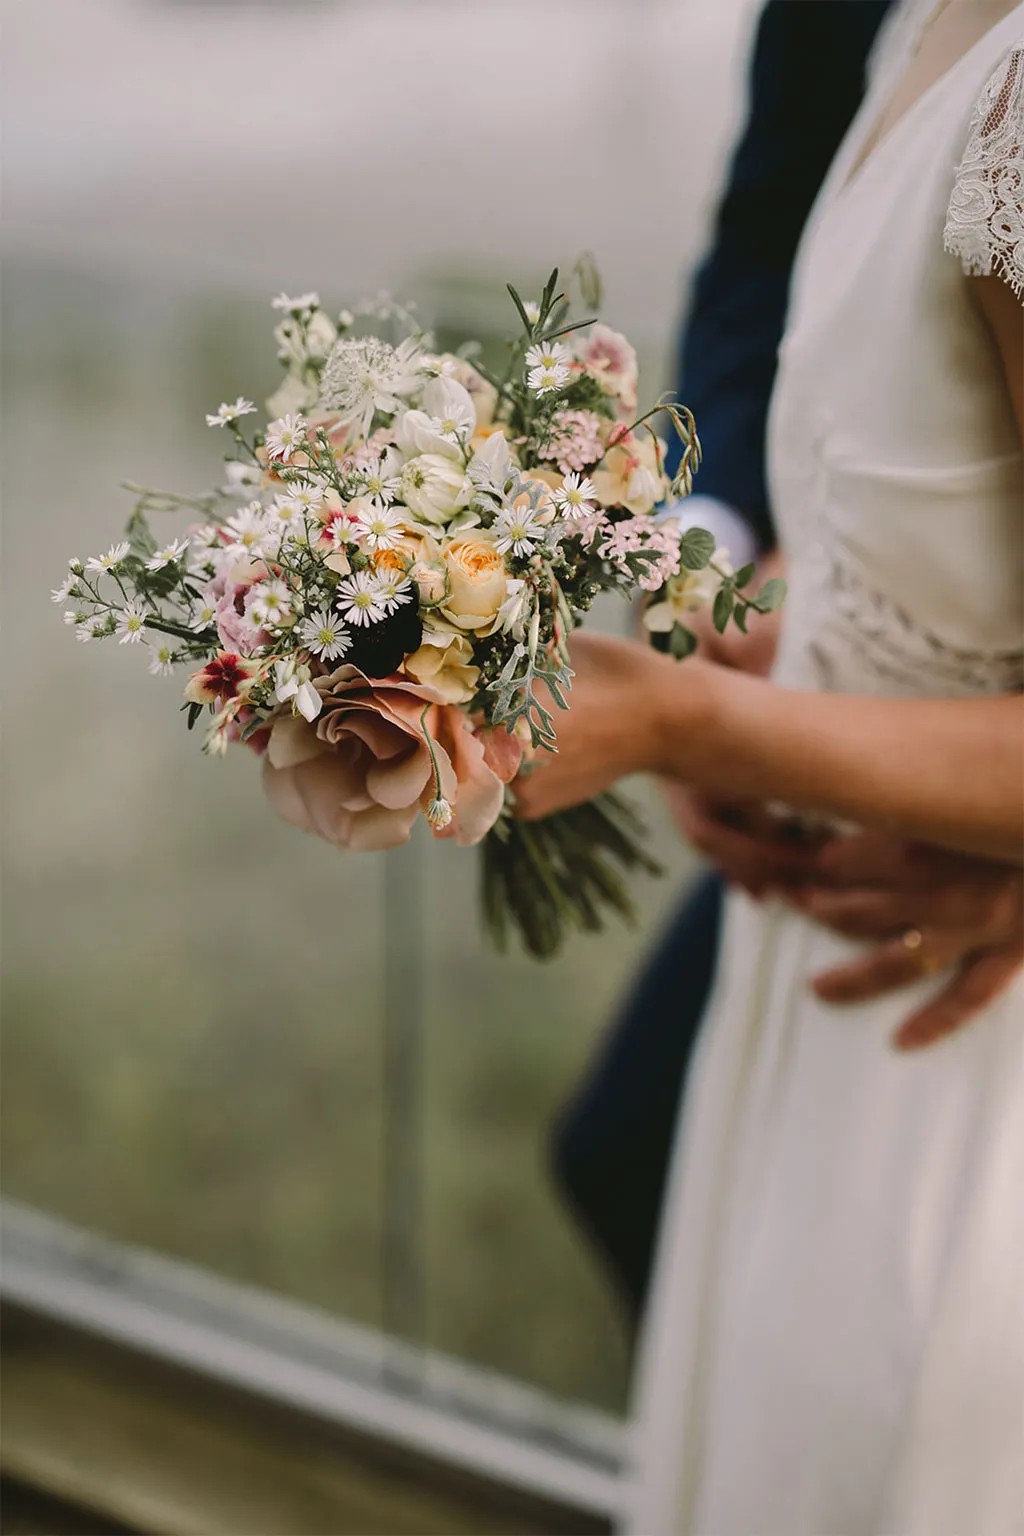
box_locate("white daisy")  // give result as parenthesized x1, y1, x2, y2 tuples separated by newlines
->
(86, 541, 131, 574)
(297, 608, 352, 661)
(494, 505, 544, 558)
(275, 483, 324, 519)
(527, 363, 570, 395)
(523, 300, 541, 325)
(221, 460, 261, 496)
(147, 642, 176, 676)
(245, 579, 293, 628)
(551, 471, 598, 519)
(335, 571, 387, 627)
(146, 537, 191, 572)
(116, 602, 148, 645)
(354, 501, 404, 552)
(206, 396, 256, 428)
(264, 413, 308, 464)
(525, 340, 572, 373)
(327, 514, 362, 550)
(224, 502, 273, 558)
(64, 608, 87, 626)
(76, 614, 111, 643)
(188, 523, 221, 552)
(190, 597, 219, 631)
(358, 456, 400, 503)
(271, 291, 319, 315)
(318, 335, 423, 436)
(51, 574, 80, 604)
(374, 573, 413, 614)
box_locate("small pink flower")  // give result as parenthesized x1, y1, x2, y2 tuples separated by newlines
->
(183, 651, 260, 706)
(536, 409, 605, 474)
(214, 559, 272, 654)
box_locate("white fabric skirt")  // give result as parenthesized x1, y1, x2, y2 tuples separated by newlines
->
(625, 891, 1024, 1536)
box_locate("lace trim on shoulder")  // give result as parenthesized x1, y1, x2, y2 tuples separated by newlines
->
(943, 42, 1024, 299)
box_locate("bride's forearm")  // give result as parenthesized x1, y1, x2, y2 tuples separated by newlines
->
(650, 661, 1024, 862)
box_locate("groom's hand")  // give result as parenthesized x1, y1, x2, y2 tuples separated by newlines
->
(790, 833, 1023, 1051)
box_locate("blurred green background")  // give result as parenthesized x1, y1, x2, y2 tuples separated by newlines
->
(2, 0, 758, 1415)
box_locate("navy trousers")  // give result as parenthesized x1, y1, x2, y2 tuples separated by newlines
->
(550, 873, 724, 1318)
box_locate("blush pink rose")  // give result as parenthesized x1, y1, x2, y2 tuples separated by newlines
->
(261, 667, 520, 852)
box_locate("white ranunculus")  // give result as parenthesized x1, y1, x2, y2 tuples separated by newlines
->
(400, 454, 472, 525)
(468, 430, 513, 491)
(395, 409, 464, 463)
(420, 376, 476, 437)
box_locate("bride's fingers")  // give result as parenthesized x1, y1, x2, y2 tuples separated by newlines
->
(892, 949, 1023, 1051)
(812, 831, 942, 889)
(789, 884, 986, 938)
(809, 931, 961, 1004)
(677, 811, 821, 891)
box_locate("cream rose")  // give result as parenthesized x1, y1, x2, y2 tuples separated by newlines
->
(409, 559, 449, 606)
(400, 453, 472, 525)
(402, 627, 480, 703)
(441, 535, 509, 630)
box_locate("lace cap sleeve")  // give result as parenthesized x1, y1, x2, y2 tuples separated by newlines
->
(943, 42, 1024, 299)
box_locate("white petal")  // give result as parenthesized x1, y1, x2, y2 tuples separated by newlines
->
(296, 681, 323, 722)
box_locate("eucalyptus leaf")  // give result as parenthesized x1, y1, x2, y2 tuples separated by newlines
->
(733, 562, 756, 590)
(754, 576, 787, 612)
(669, 624, 698, 660)
(713, 585, 735, 634)
(678, 526, 716, 571)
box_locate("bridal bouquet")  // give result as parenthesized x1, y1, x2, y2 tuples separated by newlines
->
(56, 266, 782, 956)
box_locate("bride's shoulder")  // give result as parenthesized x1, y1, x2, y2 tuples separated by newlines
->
(943, 31, 1024, 300)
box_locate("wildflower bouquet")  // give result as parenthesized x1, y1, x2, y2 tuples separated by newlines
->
(57, 266, 783, 957)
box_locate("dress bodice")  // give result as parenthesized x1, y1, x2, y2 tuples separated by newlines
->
(768, 3, 1024, 699)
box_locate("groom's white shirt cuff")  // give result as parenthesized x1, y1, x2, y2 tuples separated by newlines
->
(660, 494, 760, 571)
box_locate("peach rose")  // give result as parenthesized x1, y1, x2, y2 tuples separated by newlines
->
(261, 667, 510, 851)
(441, 536, 509, 631)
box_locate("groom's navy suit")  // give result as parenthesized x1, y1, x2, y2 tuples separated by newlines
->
(551, 0, 893, 1317)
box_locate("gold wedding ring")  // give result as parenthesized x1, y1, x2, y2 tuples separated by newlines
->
(901, 927, 940, 973)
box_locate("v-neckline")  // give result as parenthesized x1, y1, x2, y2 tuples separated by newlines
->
(836, 1, 1021, 201)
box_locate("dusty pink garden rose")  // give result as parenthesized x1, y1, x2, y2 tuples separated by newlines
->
(578, 324, 638, 418)
(262, 667, 521, 852)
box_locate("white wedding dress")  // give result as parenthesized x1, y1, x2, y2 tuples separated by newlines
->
(627, 5, 1024, 1533)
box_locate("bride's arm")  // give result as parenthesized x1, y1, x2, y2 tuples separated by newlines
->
(655, 661, 1022, 863)
(519, 270, 1024, 863)
(513, 636, 1023, 864)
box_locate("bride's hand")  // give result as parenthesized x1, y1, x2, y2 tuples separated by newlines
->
(791, 833, 1024, 1050)
(512, 632, 693, 821)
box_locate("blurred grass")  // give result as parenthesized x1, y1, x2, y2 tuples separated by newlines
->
(1, 260, 696, 1411)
